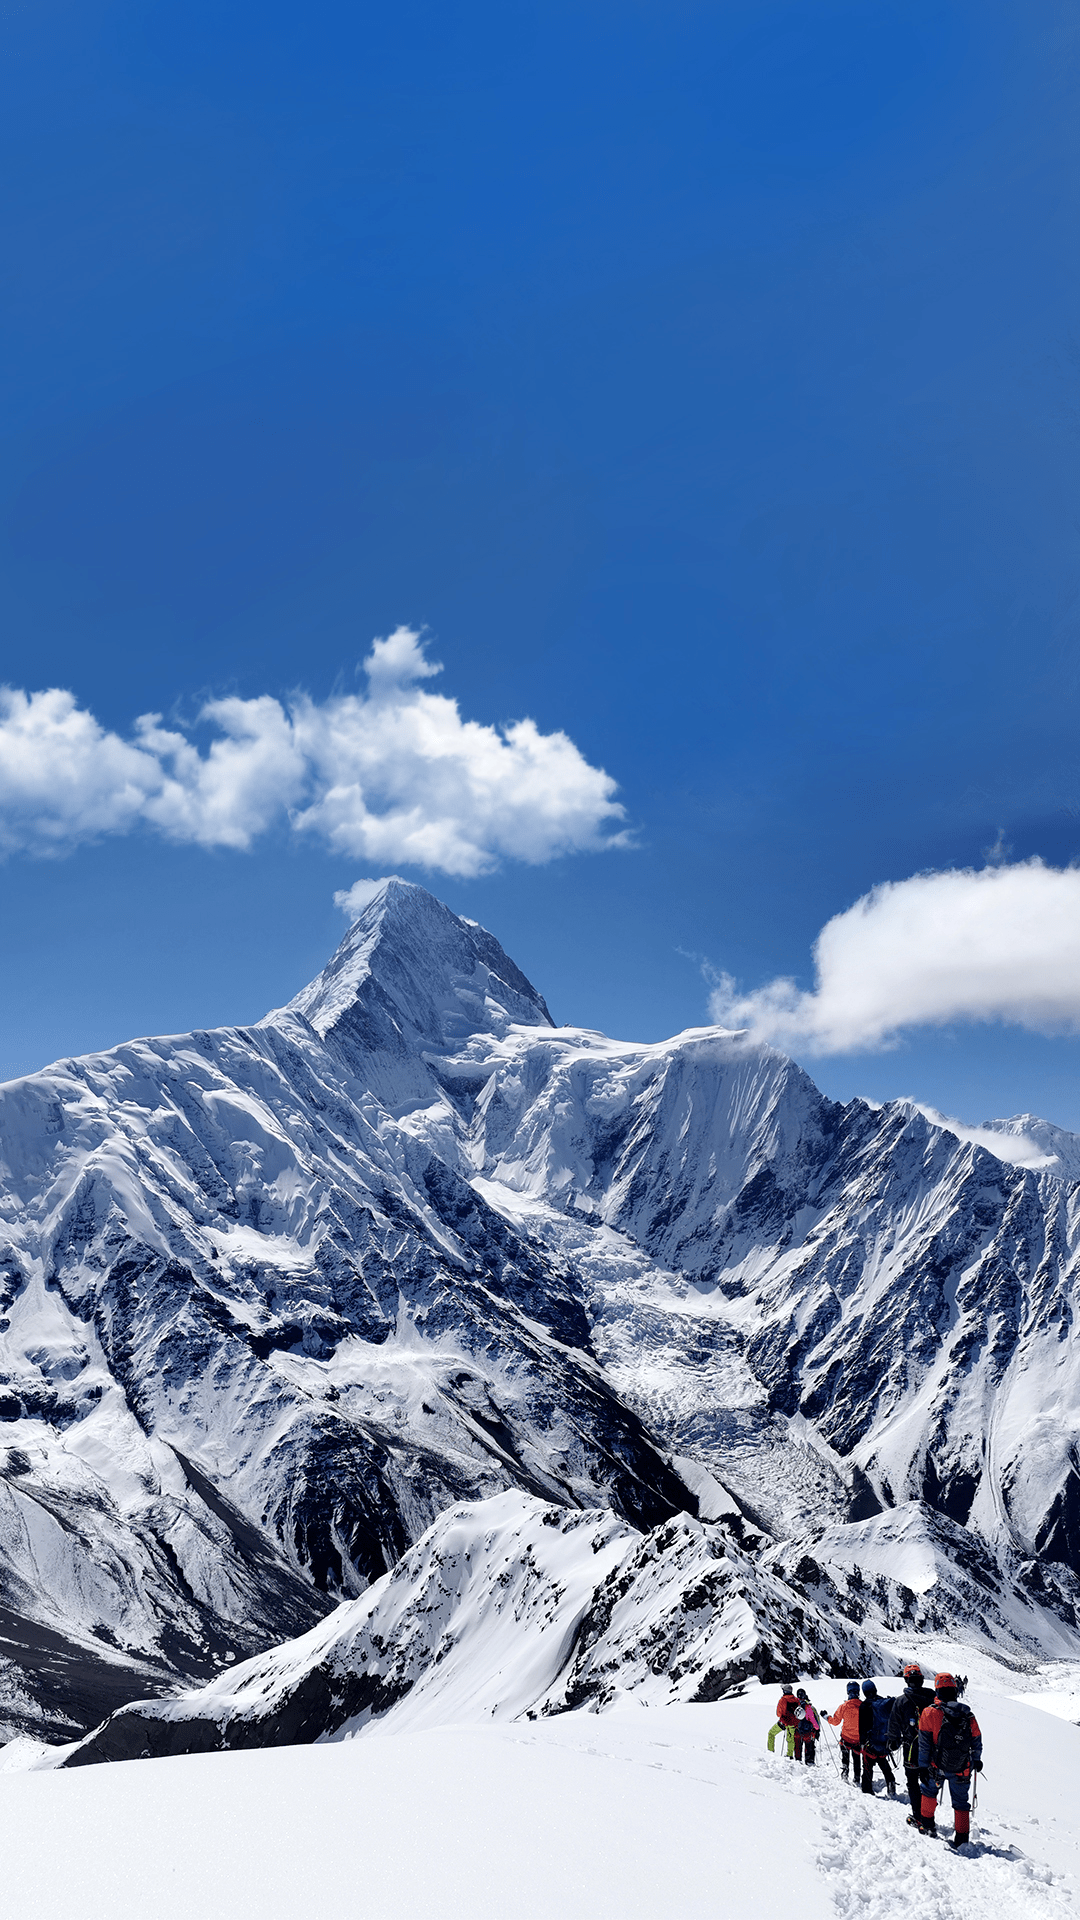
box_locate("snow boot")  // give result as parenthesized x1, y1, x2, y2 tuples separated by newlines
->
(950, 1812, 970, 1850)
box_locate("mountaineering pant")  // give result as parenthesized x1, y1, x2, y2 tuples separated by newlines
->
(920, 1770, 972, 1842)
(767, 1723, 795, 1757)
(840, 1739, 861, 1784)
(861, 1751, 896, 1794)
(793, 1733, 816, 1764)
(904, 1765, 922, 1818)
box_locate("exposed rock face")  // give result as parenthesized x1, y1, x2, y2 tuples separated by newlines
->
(2, 877, 1080, 1742)
(58, 1492, 882, 1764)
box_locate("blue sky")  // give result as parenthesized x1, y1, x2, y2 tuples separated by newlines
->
(3, 0, 1080, 1127)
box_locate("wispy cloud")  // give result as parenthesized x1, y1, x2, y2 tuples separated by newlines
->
(0, 630, 626, 877)
(709, 859, 1080, 1053)
(333, 877, 399, 920)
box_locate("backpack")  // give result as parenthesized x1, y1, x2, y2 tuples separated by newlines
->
(894, 1687, 931, 1763)
(868, 1695, 896, 1752)
(935, 1702, 975, 1774)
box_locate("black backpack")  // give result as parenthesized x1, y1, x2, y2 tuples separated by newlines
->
(935, 1701, 975, 1773)
(895, 1685, 932, 1762)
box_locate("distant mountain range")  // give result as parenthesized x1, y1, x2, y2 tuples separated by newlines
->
(1, 878, 1078, 1748)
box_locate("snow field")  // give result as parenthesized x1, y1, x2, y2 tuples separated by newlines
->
(0, 1712, 827, 1920)
(0, 1682, 1075, 1919)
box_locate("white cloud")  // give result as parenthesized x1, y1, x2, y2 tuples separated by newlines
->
(362, 626, 441, 695)
(709, 859, 1080, 1053)
(289, 635, 625, 873)
(333, 877, 402, 919)
(0, 630, 625, 876)
(135, 697, 308, 850)
(0, 687, 162, 851)
(904, 1104, 1058, 1172)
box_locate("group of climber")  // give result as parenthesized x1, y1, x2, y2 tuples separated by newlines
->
(768, 1686, 821, 1761)
(767, 1665, 983, 1851)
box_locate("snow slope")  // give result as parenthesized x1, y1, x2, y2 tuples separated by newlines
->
(978, 1113, 1080, 1182)
(0, 1685, 1075, 1920)
(53, 1492, 881, 1761)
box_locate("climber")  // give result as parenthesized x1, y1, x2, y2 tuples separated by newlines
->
(772, 1682, 800, 1758)
(767, 1718, 795, 1757)
(916, 1673, 982, 1848)
(859, 1680, 898, 1796)
(793, 1687, 820, 1764)
(888, 1663, 936, 1824)
(827, 1682, 864, 1783)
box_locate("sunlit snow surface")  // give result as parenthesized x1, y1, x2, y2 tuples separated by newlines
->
(0, 1683, 1076, 1920)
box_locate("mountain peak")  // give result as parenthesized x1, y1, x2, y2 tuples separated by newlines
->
(279, 880, 554, 1070)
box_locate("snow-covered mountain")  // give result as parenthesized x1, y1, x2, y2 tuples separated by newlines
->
(2, 877, 1080, 1743)
(44, 1491, 881, 1762)
(51, 1487, 1080, 1766)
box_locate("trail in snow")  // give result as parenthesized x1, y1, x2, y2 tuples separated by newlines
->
(520, 1687, 1078, 1920)
(762, 1756, 1072, 1920)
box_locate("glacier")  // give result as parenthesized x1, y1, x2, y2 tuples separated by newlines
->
(1, 875, 1080, 1745)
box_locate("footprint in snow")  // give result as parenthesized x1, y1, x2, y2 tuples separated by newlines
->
(756, 1755, 1072, 1920)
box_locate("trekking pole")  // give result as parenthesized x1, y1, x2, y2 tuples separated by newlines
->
(820, 1712, 843, 1777)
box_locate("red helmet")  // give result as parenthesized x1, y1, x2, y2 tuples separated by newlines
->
(903, 1663, 923, 1679)
(934, 1672, 956, 1691)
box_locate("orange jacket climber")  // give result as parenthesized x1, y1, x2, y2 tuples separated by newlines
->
(828, 1696, 862, 1742)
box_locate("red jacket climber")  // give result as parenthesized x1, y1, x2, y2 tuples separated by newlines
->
(776, 1687, 800, 1727)
(916, 1673, 983, 1849)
